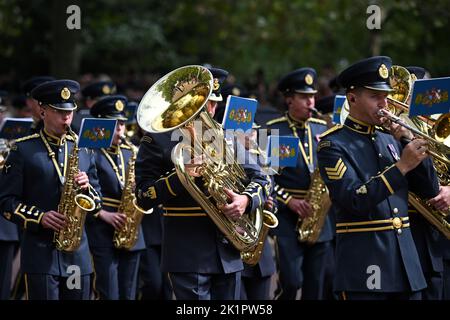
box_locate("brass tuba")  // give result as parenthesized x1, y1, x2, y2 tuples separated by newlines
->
(54, 128, 98, 252)
(136, 65, 268, 260)
(113, 136, 153, 249)
(296, 168, 332, 244)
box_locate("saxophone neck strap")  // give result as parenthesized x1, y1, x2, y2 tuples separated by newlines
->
(40, 130, 68, 185)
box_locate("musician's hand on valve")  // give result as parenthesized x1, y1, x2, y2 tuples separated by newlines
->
(75, 171, 90, 190)
(287, 198, 313, 219)
(220, 188, 249, 220)
(98, 209, 127, 230)
(429, 186, 450, 213)
(389, 122, 414, 142)
(395, 138, 428, 175)
(41, 210, 66, 231)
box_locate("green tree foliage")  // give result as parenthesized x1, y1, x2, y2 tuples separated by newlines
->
(1, 0, 449, 82)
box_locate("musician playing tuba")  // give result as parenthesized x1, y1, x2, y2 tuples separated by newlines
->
(0, 80, 102, 300)
(134, 66, 271, 300)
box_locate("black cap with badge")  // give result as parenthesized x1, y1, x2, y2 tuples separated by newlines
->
(90, 95, 128, 121)
(31, 79, 80, 111)
(278, 67, 318, 94)
(337, 56, 394, 92)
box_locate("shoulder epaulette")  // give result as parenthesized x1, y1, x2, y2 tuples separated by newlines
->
(266, 116, 287, 126)
(319, 124, 343, 139)
(13, 133, 40, 143)
(308, 117, 327, 126)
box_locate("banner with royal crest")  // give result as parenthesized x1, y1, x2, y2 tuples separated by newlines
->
(409, 77, 450, 117)
(78, 118, 117, 148)
(222, 95, 257, 131)
(266, 135, 300, 167)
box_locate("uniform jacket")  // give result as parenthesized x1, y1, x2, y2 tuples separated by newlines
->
(317, 116, 439, 292)
(265, 113, 334, 242)
(0, 129, 102, 276)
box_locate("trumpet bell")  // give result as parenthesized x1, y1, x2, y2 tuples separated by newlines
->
(433, 113, 450, 145)
(137, 65, 213, 133)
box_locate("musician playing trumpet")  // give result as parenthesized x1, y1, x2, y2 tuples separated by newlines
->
(317, 56, 439, 300)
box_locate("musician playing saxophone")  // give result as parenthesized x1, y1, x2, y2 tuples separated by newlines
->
(84, 95, 145, 300)
(0, 80, 102, 300)
(265, 67, 334, 300)
(135, 67, 270, 300)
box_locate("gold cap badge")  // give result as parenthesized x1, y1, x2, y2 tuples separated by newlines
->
(232, 87, 241, 96)
(305, 74, 314, 85)
(379, 64, 389, 79)
(213, 78, 220, 91)
(102, 85, 111, 94)
(115, 100, 124, 111)
(411, 73, 417, 82)
(61, 87, 71, 100)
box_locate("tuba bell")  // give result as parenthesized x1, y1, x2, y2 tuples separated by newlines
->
(136, 65, 267, 259)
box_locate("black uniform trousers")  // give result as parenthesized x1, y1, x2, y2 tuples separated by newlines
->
(139, 244, 172, 300)
(169, 272, 241, 300)
(25, 274, 90, 300)
(276, 236, 333, 300)
(91, 246, 142, 300)
(0, 241, 15, 299)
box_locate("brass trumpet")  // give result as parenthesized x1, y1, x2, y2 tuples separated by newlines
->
(377, 109, 450, 166)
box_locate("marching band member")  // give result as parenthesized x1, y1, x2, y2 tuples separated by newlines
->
(266, 67, 334, 300)
(317, 56, 439, 300)
(135, 67, 270, 300)
(0, 80, 102, 300)
(85, 95, 146, 300)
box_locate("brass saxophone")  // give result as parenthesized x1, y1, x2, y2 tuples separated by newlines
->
(296, 168, 331, 244)
(113, 136, 152, 249)
(54, 128, 97, 252)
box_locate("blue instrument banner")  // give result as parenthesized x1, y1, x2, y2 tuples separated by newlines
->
(409, 77, 450, 117)
(222, 95, 257, 131)
(0, 117, 33, 140)
(266, 135, 300, 167)
(78, 118, 117, 148)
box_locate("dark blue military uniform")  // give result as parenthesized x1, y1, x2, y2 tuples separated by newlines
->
(317, 57, 439, 299)
(85, 95, 145, 300)
(0, 80, 102, 300)
(442, 235, 450, 299)
(0, 213, 20, 299)
(318, 117, 438, 297)
(405, 66, 444, 300)
(135, 128, 270, 300)
(265, 67, 334, 300)
(139, 204, 173, 300)
(266, 113, 334, 300)
(86, 144, 146, 300)
(0, 130, 101, 299)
